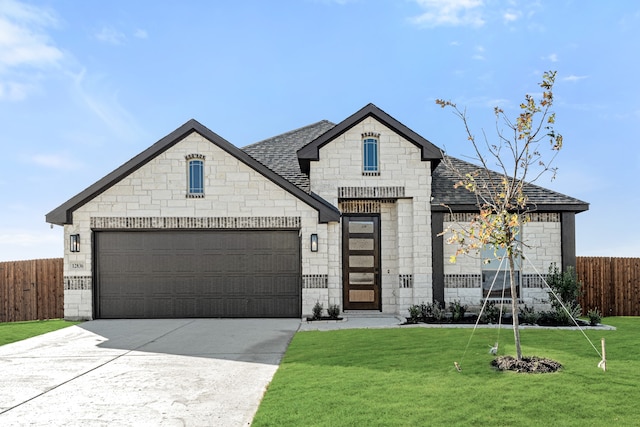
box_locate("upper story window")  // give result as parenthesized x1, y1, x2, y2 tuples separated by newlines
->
(186, 154, 205, 198)
(362, 132, 380, 176)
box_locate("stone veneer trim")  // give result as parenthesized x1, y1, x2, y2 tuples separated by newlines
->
(339, 199, 397, 214)
(64, 276, 92, 290)
(90, 216, 302, 229)
(303, 274, 328, 289)
(399, 274, 413, 288)
(338, 186, 405, 199)
(444, 274, 482, 288)
(444, 273, 547, 289)
(445, 212, 560, 223)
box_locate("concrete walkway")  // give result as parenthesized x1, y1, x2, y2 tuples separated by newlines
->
(0, 319, 299, 426)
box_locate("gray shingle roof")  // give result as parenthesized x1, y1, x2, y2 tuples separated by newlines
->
(431, 156, 589, 212)
(243, 120, 336, 192)
(242, 122, 588, 213)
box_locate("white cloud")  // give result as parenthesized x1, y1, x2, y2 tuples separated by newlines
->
(0, 0, 62, 69)
(563, 75, 588, 82)
(95, 26, 126, 45)
(503, 10, 521, 22)
(69, 67, 148, 143)
(0, 0, 63, 101)
(410, 0, 485, 28)
(0, 80, 31, 100)
(472, 45, 485, 60)
(544, 53, 558, 62)
(133, 28, 148, 39)
(31, 153, 81, 170)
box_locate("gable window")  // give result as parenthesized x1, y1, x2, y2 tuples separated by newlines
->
(481, 244, 521, 299)
(362, 133, 380, 176)
(186, 154, 205, 197)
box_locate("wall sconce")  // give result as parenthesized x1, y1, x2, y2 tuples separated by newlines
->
(70, 234, 80, 252)
(310, 234, 318, 252)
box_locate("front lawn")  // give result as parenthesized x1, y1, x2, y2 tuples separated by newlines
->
(0, 319, 81, 346)
(253, 318, 638, 426)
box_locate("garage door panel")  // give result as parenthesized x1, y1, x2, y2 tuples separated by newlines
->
(96, 230, 300, 318)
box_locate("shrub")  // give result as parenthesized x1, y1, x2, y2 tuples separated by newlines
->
(312, 302, 323, 320)
(419, 302, 432, 320)
(479, 300, 501, 324)
(327, 304, 341, 320)
(587, 307, 602, 326)
(407, 305, 421, 323)
(519, 304, 541, 325)
(431, 303, 447, 322)
(539, 304, 582, 326)
(546, 263, 582, 325)
(449, 300, 468, 322)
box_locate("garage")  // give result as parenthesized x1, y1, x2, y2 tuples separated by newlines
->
(94, 230, 301, 319)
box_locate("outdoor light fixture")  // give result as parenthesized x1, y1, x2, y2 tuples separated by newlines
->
(70, 234, 80, 252)
(310, 234, 318, 252)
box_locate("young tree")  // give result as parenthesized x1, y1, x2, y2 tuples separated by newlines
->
(436, 71, 562, 360)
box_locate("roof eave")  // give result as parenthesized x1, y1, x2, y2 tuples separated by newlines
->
(297, 103, 443, 173)
(431, 203, 590, 213)
(46, 119, 341, 226)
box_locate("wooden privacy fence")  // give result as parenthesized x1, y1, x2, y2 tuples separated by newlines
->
(577, 257, 640, 316)
(0, 258, 64, 323)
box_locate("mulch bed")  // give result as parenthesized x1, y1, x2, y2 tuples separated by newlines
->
(491, 355, 562, 373)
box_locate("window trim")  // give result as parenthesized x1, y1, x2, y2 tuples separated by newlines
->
(186, 154, 205, 198)
(362, 133, 380, 176)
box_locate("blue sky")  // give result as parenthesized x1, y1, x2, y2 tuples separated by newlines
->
(1, 0, 639, 261)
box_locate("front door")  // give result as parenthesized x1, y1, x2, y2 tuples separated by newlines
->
(343, 215, 380, 310)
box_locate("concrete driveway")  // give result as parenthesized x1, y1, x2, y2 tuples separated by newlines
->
(0, 319, 300, 426)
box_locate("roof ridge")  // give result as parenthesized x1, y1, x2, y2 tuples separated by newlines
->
(243, 120, 335, 148)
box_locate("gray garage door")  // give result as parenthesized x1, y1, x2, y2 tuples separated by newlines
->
(94, 230, 301, 318)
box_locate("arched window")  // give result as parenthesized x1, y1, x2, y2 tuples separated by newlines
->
(186, 154, 205, 197)
(362, 136, 379, 175)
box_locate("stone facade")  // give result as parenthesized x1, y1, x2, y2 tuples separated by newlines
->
(63, 131, 329, 319)
(49, 106, 583, 320)
(309, 117, 433, 315)
(441, 213, 562, 310)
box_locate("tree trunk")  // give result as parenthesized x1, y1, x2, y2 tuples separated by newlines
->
(508, 253, 523, 360)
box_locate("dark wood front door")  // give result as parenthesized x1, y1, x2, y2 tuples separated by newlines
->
(343, 215, 380, 310)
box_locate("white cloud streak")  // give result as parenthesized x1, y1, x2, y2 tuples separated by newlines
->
(134, 28, 148, 39)
(31, 153, 81, 170)
(95, 26, 126, 45)
(563, 75, 588, 82)
(410, 0, 485, 28)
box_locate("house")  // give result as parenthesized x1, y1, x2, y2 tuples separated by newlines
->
(46, 104, 588, 320)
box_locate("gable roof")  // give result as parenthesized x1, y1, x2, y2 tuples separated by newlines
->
(431, 156, 589, 212)
(296, 103, 443, 174)
(46, 119, 340, 226)
(243, 120, 336, 192)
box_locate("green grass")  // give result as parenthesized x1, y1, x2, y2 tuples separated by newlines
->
(0, 319, 81, 346)
(253, 318, 639, 427)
